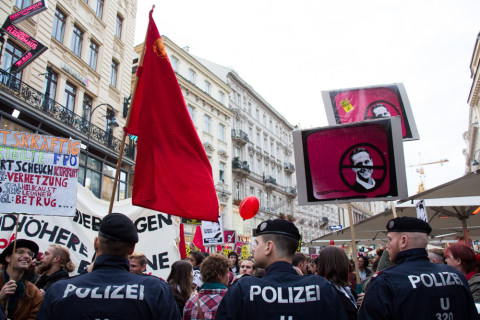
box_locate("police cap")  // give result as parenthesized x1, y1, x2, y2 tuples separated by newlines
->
(386, 216, 432, 235)
(256, 219, 300, 241)
(0, 239, 39, 265)
(99, 212, 139, 243)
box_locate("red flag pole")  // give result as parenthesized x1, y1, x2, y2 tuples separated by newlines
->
(108, 6, 155, 214)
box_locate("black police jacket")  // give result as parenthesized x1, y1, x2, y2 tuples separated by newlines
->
(215, 261, 348, 319)
(358, 248, 480, 320)
(35, 254, 180, 320)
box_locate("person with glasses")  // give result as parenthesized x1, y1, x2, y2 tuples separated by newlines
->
(0, 239, 43, 319)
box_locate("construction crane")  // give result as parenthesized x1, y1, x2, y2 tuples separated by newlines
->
(407, 158, 449, 193)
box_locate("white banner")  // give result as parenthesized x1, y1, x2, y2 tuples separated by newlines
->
(416, 199, 428, 222)
(202, 215, 224, 245)
(0, 130, 80, 216)
(0, 183, 180, 279)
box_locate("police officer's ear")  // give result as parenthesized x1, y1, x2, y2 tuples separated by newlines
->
(127, 243, 135, 256)
(264, 240, 275, 256)
(400, 234, 408, 249)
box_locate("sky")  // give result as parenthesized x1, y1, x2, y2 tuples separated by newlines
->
(134, 0, 480, 196)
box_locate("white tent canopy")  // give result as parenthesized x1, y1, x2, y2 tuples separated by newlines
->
(309, 196, 480, 246)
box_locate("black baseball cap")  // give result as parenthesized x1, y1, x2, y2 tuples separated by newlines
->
(99, 212, 138, 243)
(386, 216, 432, 235)
(256, 219, 300, 241)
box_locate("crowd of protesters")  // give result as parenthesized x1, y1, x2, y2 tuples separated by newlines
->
(0, 214, 479, 319)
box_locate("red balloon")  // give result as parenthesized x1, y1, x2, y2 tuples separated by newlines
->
(239, 196, 259, 220)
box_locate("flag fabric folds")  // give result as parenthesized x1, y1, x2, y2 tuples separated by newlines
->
(193, 226, 206, 252)
(129, 9, 218, 222)
(179, 223, 187, 259)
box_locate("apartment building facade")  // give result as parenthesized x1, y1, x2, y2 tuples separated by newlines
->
(465, 32, 480, 172)
(0, 0, 137, 200)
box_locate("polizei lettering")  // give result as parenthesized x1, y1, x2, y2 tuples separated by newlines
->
(249, 285, 321, 303)
(408, 272, 463, 289)
(63, 284, 145, 300)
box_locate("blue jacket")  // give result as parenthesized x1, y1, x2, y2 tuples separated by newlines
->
(215, 261, 348, 319)
(358, 248, 480, 320)
(35, 254, 179, 320)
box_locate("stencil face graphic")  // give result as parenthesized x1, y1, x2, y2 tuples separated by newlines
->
(339, 143, 387, 193)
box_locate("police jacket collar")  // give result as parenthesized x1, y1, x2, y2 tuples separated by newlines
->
(92, 254, 130, 272)
(265, 261, 298, 275)
(395, 248, 428, 264)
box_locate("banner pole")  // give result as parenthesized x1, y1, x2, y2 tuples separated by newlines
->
(391, 201, 397, 218)
(108, 8, 152, 214)
(5, 213, 21, 317)
(347, 203, 361, 286)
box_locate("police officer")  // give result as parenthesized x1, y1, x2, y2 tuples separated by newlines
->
(216, 219, 348, 319)
(358, 216, 479, 319)
(36, 212, 179, 320)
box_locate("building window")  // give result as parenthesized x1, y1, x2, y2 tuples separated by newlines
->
(110, 60, 118, 87)
(203, 115, 210, 133)
(219, 162, 225, 182)
(71, 25, 83, 57)
(52, 8, 66, 43)
(95, 0, 104, 19)
(218, 91, 224, 104)
(64, 82, 76, 112)
(82, 94, 92, 122)
(42, 68, 58, 108)
(115, 14, 123, 39)
(88, 41, 99, 71)
(187, 105, 194, 122)
(78, 155, 128, 200)
(171, 56, 179, 72)
(237, 93, 241, 106)
(219, 124, 225, 141)
(235, 182, 240, 200)
(189, 69, 196, 84)
(204, 81, 211, 94)
(2, 42, 24, 80)
(258, 190, 263, 207)
(15, 0, 32, 9)
(249, 186, 255, 196)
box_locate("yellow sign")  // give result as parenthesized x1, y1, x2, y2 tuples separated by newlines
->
(223, 249, 233, 257)
(241, 245, 251, 260)
(340, 99, 354, 113)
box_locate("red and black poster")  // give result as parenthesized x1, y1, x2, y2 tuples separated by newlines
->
(322, 83, 419, 141)
(293, 118, 407, 204)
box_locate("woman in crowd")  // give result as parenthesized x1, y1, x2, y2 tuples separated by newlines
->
(357, 255, 371, 282)
(167, 260, 194, 317)
(227, 252, 239, 275)
(445, 243, 480, 302)
(183, 254, 230, 320)
(187, 250, 205, 289)
(317, 246, 357, 320)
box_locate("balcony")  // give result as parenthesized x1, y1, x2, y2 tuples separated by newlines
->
(284, 162, 295, 174)
(263, 175, 277, 190)
(232, 157, 250, 175)
(231, 129, 249, 146)
(285, 186, 297, 197)
(0, 69, 136, 160)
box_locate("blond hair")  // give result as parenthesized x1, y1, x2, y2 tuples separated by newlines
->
(50, 244, 75, 273)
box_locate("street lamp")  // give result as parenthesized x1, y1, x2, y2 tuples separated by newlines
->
(83, 103, 119, 186)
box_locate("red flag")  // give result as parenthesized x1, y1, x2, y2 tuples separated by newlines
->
(179, 223, 187, 259)
(193, 226, 206, 252)
(128, 9, 218, 221)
